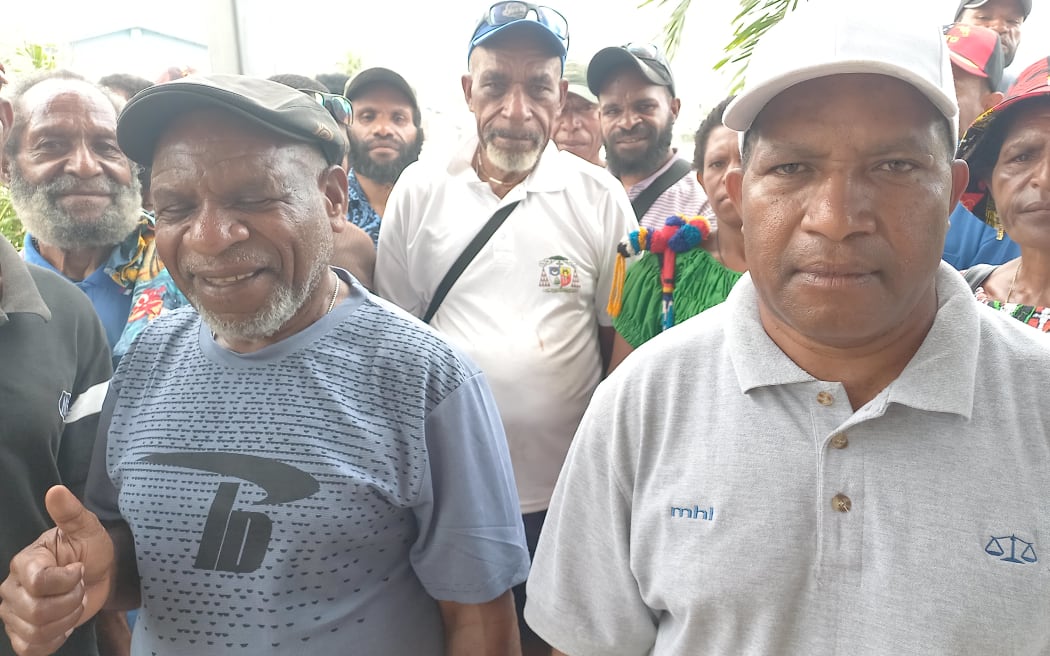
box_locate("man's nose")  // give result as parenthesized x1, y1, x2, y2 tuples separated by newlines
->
(185, 201, 250, 256)
(502, 86, 533, 122)
(64, 141, 104, 178)
(801, 172, 877, 242)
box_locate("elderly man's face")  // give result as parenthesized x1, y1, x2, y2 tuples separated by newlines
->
(150, 109, 347, 348)
(958, 0, 1025, 67)
(727, 74, 967, 350)
(989, 102, 1050, 249)
(553, 92, 602, 165)
(9, 79, 141, 249)
(462, 32, 566, 174)
(348, 85, 422, 185)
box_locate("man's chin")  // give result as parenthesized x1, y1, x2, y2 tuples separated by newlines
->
(485, 144, 542, 174)
(56, 195, 114, 218)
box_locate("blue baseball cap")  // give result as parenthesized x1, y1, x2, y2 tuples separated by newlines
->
(467, 2, 569, 69)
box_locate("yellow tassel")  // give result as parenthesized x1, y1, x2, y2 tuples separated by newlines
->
(607, 253, 626, 317)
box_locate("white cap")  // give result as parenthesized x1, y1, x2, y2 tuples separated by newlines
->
(723, 0, 958, 138)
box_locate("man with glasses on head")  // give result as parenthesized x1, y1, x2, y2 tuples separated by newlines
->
(375, 2, 636, 651)
(587, 43, 711, 230)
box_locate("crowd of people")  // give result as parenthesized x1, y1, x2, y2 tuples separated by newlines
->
(0, 0, 1047, 654)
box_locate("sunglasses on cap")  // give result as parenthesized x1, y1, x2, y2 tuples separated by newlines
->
(299, 90, 353, 127)
(623, 42, 669, 67)
(480, 2, 569, 45)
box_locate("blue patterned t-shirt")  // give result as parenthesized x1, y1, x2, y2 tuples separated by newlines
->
(85, 272, 529, 655)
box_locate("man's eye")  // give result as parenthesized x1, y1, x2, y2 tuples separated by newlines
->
(773, 163, 803, 175)
(878, 160, 917, 173)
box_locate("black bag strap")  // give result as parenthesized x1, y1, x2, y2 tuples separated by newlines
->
(629, 158, 693, 221)
(423, 200, 521, 324)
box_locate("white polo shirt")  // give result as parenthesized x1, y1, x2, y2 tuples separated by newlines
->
(376, 138, 637, 513)
(525, 263, 1050, 654)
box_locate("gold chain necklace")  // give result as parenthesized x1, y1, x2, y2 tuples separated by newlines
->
(1006, 261, 1022, 304)
(325, 270, 340, 314)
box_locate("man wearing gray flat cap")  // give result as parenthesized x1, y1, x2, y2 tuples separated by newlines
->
(0, 74, 528, 656)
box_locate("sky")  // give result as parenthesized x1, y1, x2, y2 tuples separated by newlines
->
(2, 0, 1047, 155)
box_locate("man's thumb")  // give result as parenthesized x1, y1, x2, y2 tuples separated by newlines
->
(44, 485, 101, 539)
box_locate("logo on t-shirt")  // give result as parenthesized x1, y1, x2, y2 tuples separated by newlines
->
(57, 391, 71, 420)
(985, 534, 1037, 564)
(538, 255, 581, 293)
(138, 452, 320, 573)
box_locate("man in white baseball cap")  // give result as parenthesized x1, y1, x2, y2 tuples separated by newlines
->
(523, 1, 1050, 654)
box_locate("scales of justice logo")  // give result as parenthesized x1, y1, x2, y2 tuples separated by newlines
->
(984, 534, 1037, 564)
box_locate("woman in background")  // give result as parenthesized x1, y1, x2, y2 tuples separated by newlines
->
(607, 96, 747, 372)
(959, 58, 1050, 332)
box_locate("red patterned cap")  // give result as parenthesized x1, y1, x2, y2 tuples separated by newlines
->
(945, 23, 1003, 91)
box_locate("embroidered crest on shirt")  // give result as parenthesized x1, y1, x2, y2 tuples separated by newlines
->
(538, 256, 581, 293)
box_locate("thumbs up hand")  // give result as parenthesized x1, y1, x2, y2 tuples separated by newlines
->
(0, 486, 116, 656)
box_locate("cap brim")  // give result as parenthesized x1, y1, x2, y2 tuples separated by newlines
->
(949, 54, 989, 80)
(723, 61, 958, 132)
(587, 47, 672, 96)
(118, 80, 344, 167)
(566, 83, 597, 104)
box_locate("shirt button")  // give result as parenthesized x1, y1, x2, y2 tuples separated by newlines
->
(817, 391, 834, 406)
(830, 433, 849, 449)
(832, 494, 852, 513)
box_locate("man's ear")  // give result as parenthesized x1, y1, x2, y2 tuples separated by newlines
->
(321, 164, 349, 233)
(725, 167, 744, 218)
(461, 74, 474, 109)
(670, 95, 681, 120)
(695, 169, 707, 195)
(950, 159, 970, 211)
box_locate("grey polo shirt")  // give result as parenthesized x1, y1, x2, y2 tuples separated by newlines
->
(525, 262, 1050, 655)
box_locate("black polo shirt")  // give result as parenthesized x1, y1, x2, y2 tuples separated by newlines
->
(0, 238, 111, 656)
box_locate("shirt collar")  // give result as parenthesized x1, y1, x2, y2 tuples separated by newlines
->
(625, 150, 680, 194)
(727, 262, 978, 419)
(0, 237, 50, 323)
